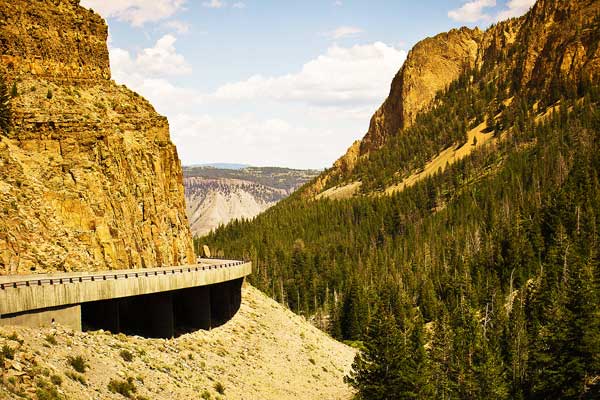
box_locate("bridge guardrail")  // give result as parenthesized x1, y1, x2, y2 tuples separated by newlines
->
(0, 260, 247, 290)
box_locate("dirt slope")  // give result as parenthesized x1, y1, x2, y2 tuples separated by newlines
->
(0, 285, 356, 400)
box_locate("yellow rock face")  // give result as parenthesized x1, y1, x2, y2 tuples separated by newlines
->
(0, 0, 195, 274)
(363, 27, 483, 151)
(304, 27, 484, 196)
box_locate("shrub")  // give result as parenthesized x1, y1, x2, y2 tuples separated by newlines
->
(45, 334, 58, 346)
(46, 88, 53, 100)
(35, 378, 61, 400)
(65, 371, 86, 385)
(108, 377, 137, 398)
(50, 374, 63, 386)
(5, 332, 23, 344)
(119, 349, 134, 362)
(214, 382, 225, 395)
(67, 355, 88, 373)
(10, 82, 17, 97)
(201, 390, 211, 399)
(1, 344, 15, 360)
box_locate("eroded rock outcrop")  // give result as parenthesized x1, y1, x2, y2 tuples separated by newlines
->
(0, 0, 195, 274)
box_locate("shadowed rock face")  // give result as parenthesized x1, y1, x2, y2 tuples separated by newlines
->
(303, 0, 600, 198)
(0, 0, 195, 274)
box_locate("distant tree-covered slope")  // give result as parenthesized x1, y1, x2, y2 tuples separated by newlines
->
(203, 0, 600, 398)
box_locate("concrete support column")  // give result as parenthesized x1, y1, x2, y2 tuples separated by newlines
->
(148, 292, 174, 339)
(210, 281, 231, 328)
(82, 300, 119, 333)
(210, 278, 243, 329)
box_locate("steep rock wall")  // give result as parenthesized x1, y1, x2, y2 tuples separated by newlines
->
(303, 27, 484, 197)
(0, 0, 195, 274)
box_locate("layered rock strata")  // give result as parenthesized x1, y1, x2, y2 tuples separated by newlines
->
(0, 0, 195, 274)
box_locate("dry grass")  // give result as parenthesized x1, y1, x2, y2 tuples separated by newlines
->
(385, 120, 495, 195)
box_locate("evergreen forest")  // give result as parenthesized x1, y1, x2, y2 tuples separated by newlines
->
(202, 2, 600, 398)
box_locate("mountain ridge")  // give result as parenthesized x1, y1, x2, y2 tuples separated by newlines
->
(206, 0, 600, 397)
(304, 0, 600, 199)
(184, 166, 319, 237)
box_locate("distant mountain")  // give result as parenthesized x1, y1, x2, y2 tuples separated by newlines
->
(188, 163, 251, 170)
(183, 166, 320, 237)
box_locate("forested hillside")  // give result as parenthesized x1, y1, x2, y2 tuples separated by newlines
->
(203, 0, 600, 398)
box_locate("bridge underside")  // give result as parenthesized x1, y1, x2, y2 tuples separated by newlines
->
(82, 278, 243, 338)
(1, 278, 243, 339)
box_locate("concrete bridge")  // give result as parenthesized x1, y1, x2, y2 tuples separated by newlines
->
(0, 259, 252, 338)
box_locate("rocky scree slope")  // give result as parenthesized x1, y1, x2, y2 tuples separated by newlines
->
(184, 167, 319, 237)
(0, 0, 195, 275)
(305, 0, 600, 198)
(0, 285, 355, 400)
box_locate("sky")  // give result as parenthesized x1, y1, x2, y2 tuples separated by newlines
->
(79, 0, 536, 169)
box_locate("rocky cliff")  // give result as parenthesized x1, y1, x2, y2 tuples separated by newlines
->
(0, 0, 195, 274)
(304, 27, 485, 197)
(305, 0, 600, 198)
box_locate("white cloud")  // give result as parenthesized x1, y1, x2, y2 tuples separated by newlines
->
(109, 35, 199, 114)
(162, 20, 191, 34)
(110, 41, 406, 168)
(496, 0, 536, 20)
(448, 0, 536, 23)
(113, 34, 191, 78)
(214, 42, 406, 107)
(81, 0, 186, 26)
(334, 1, 343, 6)
(448, 0, 496, 23)
(138, 35, 191, 76)
(203, 0, 226, 8)
(170, 112, 339, 169)
(232, 2, 246, 9)
(326, 26, 364, 40)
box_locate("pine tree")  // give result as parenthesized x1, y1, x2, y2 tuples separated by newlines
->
(340, 282, 364, 341)
(429, 312, 455, 399)
(345, 307, 430, 400)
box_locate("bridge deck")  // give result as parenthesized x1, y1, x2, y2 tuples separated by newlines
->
(0, 259, 252, 316)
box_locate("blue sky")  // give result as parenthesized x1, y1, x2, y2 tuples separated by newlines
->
(80, 0, 535, 169)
